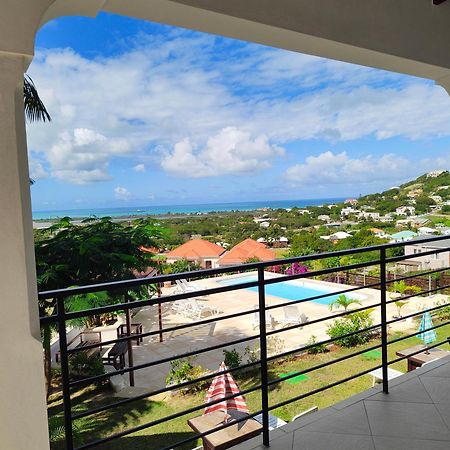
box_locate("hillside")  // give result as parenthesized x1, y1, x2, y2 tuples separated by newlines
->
(359, 171, 450, 215)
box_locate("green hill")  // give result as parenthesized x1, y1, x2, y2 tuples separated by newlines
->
(359, 171, 450, 215)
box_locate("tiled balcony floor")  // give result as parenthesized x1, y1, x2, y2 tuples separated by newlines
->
(235, 356, 450, 450)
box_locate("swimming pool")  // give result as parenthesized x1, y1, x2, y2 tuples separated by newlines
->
(218, 275, 364, 305)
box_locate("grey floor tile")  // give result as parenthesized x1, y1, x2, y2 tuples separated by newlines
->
(420, 376, 450, 403)
(251, 431, 294, 450)
(367, 377, 433, 404)
(365, 401, 450, 441)
(301, 402, 371, 436)
(280, 408, 337, 433)
(419, 363, 450, 378)
(293, 430, 375, 450)
(373, 436, 450, 450)
(435, 402, 450, 430)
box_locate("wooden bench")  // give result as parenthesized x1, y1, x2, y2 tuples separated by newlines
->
(55, 330, 102, 363)
(103, 341, 128, 370)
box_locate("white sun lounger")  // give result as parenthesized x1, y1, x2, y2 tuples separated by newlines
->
(254, 412, 287, 430)
(185, 298, 220, 319)
(278, 305, 308, 328)
(252, 306, 276, 330)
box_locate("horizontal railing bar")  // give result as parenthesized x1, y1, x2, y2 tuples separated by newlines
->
(39, 234, 450, 300)
(42, 280, 261, 324)
(266, 301, 381, 337)
(386, 246, 450, 264)
(385, 283, 450, 307)
(73, 382, 262, 449)
(268, 363, 384, 412)
(267, 322, 383, 363)
(268, 342, 382, 386)
(385, 266, 450, 285)
(264, 281, 381, 313)
(70, 333, 259, 387)
(68, 306, 258, 353)
(388, 320, 450, 347)
(386, 302, 450, 326)
(264, 259, 380, 286)
(72, 358, 262, 420)
(388, 338, 450, 366)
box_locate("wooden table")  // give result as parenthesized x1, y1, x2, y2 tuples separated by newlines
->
(396, 345, 450, 372)
(188, 411, 262, 450)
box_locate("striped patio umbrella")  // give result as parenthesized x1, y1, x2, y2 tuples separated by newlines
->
(417, 311, 437, 348)
(204, 362, 249, 416)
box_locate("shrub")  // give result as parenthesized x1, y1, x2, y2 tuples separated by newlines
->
(306, 335, 328, 354)
(69, 351, 104, 380)
(223, 348, 242, 369)
(434, 298, 450, 321)
(166, 357, 206, 393)
(326, 310, 374, 348)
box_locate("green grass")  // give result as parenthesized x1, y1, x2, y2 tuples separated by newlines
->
(49, 322, 450, 450)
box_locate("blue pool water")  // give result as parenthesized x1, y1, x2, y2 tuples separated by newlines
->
(219, 276, 353, 305)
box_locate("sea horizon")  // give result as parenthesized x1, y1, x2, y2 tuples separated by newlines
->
(32, 197, 346, 220)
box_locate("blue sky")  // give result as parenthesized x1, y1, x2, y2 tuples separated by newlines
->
(27, 13, 450, 211)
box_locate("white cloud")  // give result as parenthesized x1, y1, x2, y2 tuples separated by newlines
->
(26, 31, 450, 186)
(114, 186, 133, 200)
(286, 151, 412, 186)
(161, 127, 284, 177)
(28, 158, 48, 180)
(133, 163, 145, 172)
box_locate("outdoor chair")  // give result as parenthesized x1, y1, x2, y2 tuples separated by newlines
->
(252, 305, 276, 330)
(278, 305, 308, 328)
(171, 300, 193, 317)
(185, 298, 220, 319)
(181, 278, 207, 292)
(174, 279, 196, 293)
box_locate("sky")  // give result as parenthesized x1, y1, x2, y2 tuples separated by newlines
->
(27, 13, 450, 211)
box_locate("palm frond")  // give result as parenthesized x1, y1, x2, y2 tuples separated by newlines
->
(24, 75, 51, 123)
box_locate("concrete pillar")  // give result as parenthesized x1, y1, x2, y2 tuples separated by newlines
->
(0, 52, 50, 450)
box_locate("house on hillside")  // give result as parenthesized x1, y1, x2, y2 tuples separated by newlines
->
(398, 237, 450, 271)
(219, 238, 276, 266)
(320, 231, 352, 241)
(389, 230, 418, 243)
(165, 239, 225, 269)
(396, 206, 416, 216)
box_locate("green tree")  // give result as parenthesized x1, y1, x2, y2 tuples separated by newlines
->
(391, 280, 421, 296)
(36, 216, 166, 392)
(329, 294, 362, 311)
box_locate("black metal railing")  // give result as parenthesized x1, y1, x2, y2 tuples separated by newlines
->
(39, 234, 450, 450)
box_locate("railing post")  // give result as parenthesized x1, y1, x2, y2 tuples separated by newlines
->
(56, 296, 74, 450)
(257, 266, 270, 447)
(380, 248, 389, 394)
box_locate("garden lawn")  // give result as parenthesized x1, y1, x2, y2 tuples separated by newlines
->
(49, 322, 450, 450)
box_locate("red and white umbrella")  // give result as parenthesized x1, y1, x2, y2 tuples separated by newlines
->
(204, 362, 249, 416)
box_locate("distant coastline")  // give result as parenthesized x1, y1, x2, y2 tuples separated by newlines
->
(32, 198, 346, 220)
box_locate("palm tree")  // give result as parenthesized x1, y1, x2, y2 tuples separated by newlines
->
(329, 294, 362, 311)
(392, 280, 421, 297)
(23, 75, 51, 185)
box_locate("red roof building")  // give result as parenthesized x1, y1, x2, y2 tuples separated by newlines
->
(219, 238, 276, 266)
(165, 239, 225, 269)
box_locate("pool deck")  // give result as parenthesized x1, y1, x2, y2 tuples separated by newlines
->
(90, 271, 440, 394)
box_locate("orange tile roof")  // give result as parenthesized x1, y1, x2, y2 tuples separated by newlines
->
(165, 239, 225, 259)
(219, 238, 276, 265)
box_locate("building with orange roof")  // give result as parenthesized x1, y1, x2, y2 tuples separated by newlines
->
(165, 239, 225, 269)
(219, 238, 276, 266)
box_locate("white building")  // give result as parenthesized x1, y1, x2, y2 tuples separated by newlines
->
(396, 206, 416, 216)
(402, 238, 450, 270)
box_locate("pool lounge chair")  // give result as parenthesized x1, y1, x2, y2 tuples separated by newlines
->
(185, 298, 220, 319)
(278, 305, 308, 328)
(252, 306, 276, 330)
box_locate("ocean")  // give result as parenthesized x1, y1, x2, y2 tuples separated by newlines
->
(32, 198, 345, 220)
